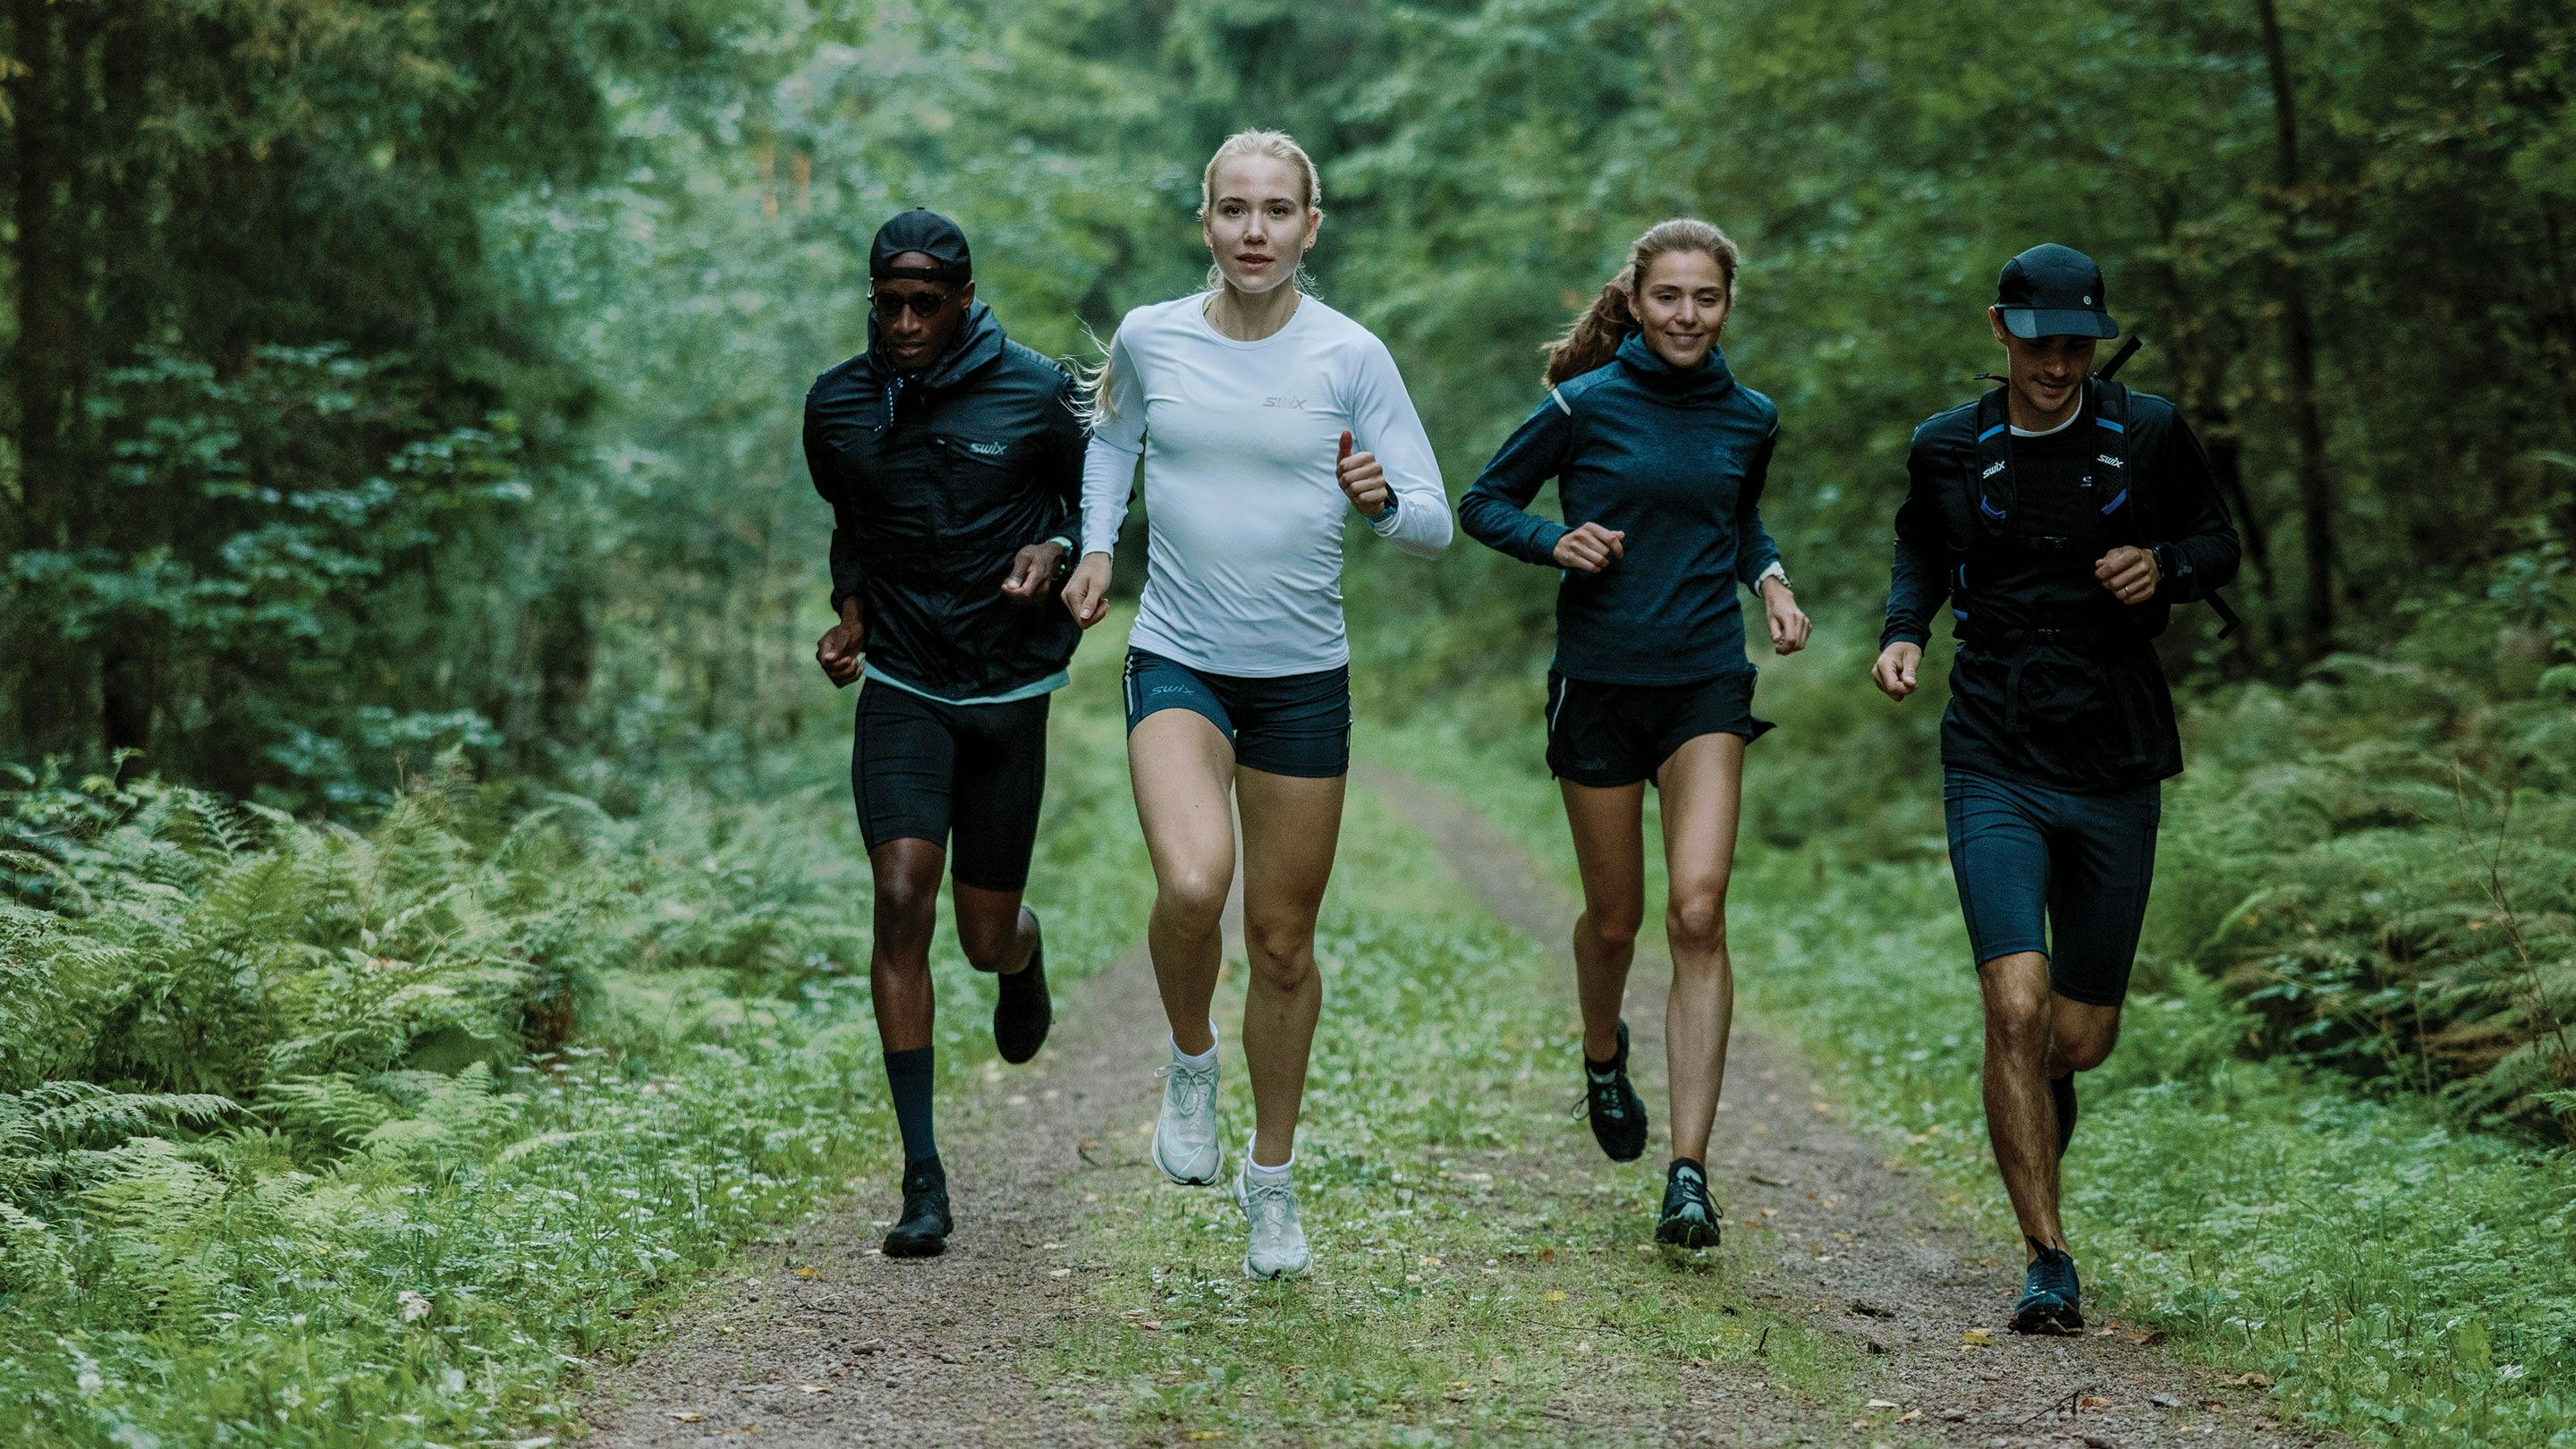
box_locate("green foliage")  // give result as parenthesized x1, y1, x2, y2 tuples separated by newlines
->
(0, 640, 1148, 1448)
(2153, 526, 2576, 1135)
(1376, 708, 2576, 1447)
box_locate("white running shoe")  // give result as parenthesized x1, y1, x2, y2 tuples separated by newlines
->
(1151, 1051, 1223, 1185)
(1233, 1153, 1310, 1280)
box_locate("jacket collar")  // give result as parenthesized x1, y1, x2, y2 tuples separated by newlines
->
(1615, 329, 1737, 400)
(865, 301, 1005, 389)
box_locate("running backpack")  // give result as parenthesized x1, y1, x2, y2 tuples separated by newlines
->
(1955, 375, 2239, 638)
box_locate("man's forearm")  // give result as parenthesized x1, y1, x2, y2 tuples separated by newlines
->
(839, 594, 865, 628)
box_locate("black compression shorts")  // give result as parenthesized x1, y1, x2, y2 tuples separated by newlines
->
(1943, 767, 2161, 1006)
(1544, 669, 1772, 789)
(852, 682, 1050, 891)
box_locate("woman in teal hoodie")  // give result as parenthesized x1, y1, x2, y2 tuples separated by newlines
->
(1459, 217, 1809, 1249)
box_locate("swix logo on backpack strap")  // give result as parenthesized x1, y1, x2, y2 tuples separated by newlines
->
(1981, 460, 2007, 479)
(2096, 453, 2123, 470)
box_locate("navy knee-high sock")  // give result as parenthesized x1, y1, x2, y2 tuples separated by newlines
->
(885, 1046, 936, 1165)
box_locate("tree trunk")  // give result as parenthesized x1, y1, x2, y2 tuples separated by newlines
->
(12, 0, 91, 756)
(98, 4, 157, 759)
(2255, 0, 2337, 652)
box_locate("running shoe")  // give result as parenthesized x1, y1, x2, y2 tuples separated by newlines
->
(2049, 1071, 2078, 1159)
(993, 917, 1052, 1065)
(881, 1156, 951, 1258)
(1151, 1049, 1224, 1185)
(1576, 1020, 1649, 1163)
(2011, 1245, 2085, 1335)
(1654, 1157, 1722, 1249)
(1233, 1154, 1311, 1280)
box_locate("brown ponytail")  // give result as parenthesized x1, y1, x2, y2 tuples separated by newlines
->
(1542, 218, 1741, 386)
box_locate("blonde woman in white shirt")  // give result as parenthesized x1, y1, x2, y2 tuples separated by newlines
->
(1062, 129, 1452, 1279)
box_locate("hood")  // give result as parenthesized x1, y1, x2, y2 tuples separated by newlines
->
(1615, 329, 1738, 401)
(865, 300, 1006, 388)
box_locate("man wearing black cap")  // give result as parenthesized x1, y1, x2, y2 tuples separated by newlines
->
(1871, 243, 2240, 1334)
(804, 208, 1086, 1258)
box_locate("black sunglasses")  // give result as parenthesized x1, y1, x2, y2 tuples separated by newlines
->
(869, 289, 956, 320)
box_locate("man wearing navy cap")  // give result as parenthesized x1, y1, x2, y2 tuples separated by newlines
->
(804, 208, 1086, 1258)
(1871, 243, 2241, 1334)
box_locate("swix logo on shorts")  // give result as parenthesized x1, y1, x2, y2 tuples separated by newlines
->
(965, 439, 1008, 457)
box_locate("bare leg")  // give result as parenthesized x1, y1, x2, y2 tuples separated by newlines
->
(951, 883, 1037, 975)
(1656, 733, 1748, 1165)
(1234, 767, 1345, 1167)
(1559, 779, 1648, 1063)
(1979, 952, 2072, 1258)
(1128, 710, 1239, 1057)
(868, 837, 948, 1054)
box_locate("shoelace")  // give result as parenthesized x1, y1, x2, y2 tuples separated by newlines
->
(1242, 1176, 1294, 1235)
(1667, 1169, 1711, 1219)
(1571, 1071, 1630, 1122)
(1156, 1063, 1216, 1122)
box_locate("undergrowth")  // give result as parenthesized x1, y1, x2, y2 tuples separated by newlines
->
(0, 664, 1144, 1447)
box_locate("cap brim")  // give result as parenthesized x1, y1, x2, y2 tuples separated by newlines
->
(2001, 307, 2120, 340)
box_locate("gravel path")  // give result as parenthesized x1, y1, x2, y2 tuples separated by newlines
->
(580, 768, 2347, 1447)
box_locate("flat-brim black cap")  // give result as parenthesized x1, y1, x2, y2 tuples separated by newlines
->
(1996, 242, 2119, 340)
(871, 208, 971, 283)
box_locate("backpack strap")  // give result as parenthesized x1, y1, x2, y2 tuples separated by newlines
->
(2093, 377, 2241, 638)
(2090, 378, 2132, 521)
(1970, 386, 2015, 523)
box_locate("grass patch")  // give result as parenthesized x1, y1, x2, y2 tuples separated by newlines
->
(0, 654, 1148, 1448)
(1373, 649, 2576, 1448)
(1046, 775, 1868, 1446)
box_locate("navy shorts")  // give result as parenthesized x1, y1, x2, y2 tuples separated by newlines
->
(1122, 648, 1351, 778)
(1545, 669, 1772, 789)
(853, 682, 1049, 891)
(1943, 767, 2162, 1007)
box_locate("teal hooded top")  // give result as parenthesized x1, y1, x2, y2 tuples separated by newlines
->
(1460, 332, 1784, 685)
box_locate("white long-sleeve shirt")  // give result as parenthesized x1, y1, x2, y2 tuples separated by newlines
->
(1080, 292, 1452, 678)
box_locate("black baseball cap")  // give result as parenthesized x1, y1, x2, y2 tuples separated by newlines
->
(870, 208, 971, 283)
(1994, 242, 2119, 340)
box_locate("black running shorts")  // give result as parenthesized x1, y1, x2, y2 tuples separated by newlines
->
(1544, 669, 1772, 789)
(852, 682, 1050, 891)
(1943, 767, 2162, 1006)
(1122, 648, 1351, 778)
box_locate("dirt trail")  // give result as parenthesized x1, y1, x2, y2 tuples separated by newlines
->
(580, 939, 1166, 1448)
(583, 770, 2345, 1448)
(1358, 765, 2345, 1449)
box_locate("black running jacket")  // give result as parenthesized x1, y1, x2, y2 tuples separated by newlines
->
(803, 303, 1085, 701)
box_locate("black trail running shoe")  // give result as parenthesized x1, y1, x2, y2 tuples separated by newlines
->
(882, 1157, 952, 1258)
(994, 916, 1052, 1065)
(2050, 1071, 2078, 1159)
(1655, 1158, 1722, 1249)
(1578, 1021, 1649, 1163)
(2011, 1245, 2084, 1335)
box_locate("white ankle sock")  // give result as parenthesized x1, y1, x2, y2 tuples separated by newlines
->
(1244, 1136, 1294, 1181)
(1172, 1028, 1217, 1068)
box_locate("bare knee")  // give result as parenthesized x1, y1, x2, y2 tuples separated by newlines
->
(873, 876, 939, 953)
(1157, 866, 1231, 938)
(1580, 904, 1645, 949)
(1665, 891, 1727, 961)
(2055, 1016, 2121, 1072)
(1980, 973, 2055, 1063)
(956, 906, 1025, 971)
(1244, 914, 1315, 994)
